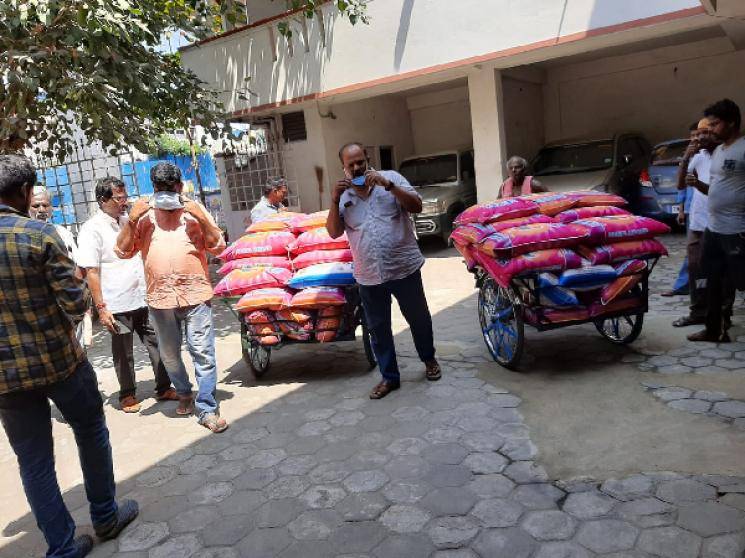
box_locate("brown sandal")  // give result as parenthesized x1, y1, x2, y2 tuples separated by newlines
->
(369, 381, 400, 399)
(200, 414, 228, 433)
(177, 395, 194, 415)
(425, 359, 442, 381)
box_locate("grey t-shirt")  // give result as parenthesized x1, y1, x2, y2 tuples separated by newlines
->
(708, 136, 745, 234)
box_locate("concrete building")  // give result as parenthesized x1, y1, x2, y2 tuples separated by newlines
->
(181, 0, 745, 239)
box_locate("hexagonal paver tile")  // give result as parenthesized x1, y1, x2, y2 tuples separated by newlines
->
(237, 527, 291, 557)
(563, 490, 617, 519)
(263, 476, 310, 499)
(425, 464, 472, 488)
(427, 516, 480, 549)
(600, 475, 654, 501)
(424, 427, 465, 445)
(343, 470, 389, 493)
(245, 448, 287, 469)
(676, 501, 745, 537)
(329, 521, 388, 553)
(337, 491, 390, 521)
(170, 506, 218, 533)
(385, 455, 430, 480)
(234, 468, 277, 491)
(702, 532, 745, 558)
(347, 450, 390, 471)
(533, 541, 591, 558)
(487, 394, 522, 407)
(179, 454, 218, 475)
(383, 480, 432, 504)
(298, 484, 346, 509)
(188, 482, 234, 505)
(287, 509, 341, 540)
(467, 474, 515, 498)
(193, 548, 238, 558)
(149, 534, 202, 558)
(651, 387, 692, 401)
(460, 432, 505, 452)
(380, 504, 431, 533)
(575, 520, 639, 553)
(655, 479, 716, 504)
(503, 461, 549, 484)
(500, 438, 538, 461)
(278, 456, 318, 476)
(372, 533, 435, 558)
(309, 462, 351, 484)
(387, 437, 428, 456)
(232, 426, 269, 444)
(472, 527, 537, 558)
(713, 400, 745, 418)
(637, 526, 701, 558)
(421, 443, 469, 465)
(136, 466, 177, 488)
(521, 510, 576, 541)
(255, 498, 304, 528)
(667, 399, 712, 414)
(207, 460, 246, 482)
(420, 486, 477, 516)
(200, 514, 253, 546)
(471, 498, 524, 528)
(218, 489, 267, 517)
(463, 452, 508, 474)
(118, 522, 169, 552)
(391, 406, 429, 421)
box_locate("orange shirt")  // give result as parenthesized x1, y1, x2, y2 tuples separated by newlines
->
(121, 204, 225, 309)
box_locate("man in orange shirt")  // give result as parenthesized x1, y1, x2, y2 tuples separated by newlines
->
(116, 162, 228, 433)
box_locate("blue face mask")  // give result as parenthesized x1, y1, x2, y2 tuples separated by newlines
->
(151, 191, 183, 210)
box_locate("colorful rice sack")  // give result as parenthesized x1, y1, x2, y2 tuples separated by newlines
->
(614, 259, 647, 277)
(288, 262, 355, 289)
(473, 248, 583, 288)
(213, 267, 292, 297)
(577, 239, 668, 265)
(249, 322, 281, 336)
(450, 215, 554, 245)
(600, 274, 643, 305)
(218, 244, 235, 261)
(537, 273, 580, 307)
(291, 228, 349, 255)
(318, 306, 343, 318)
(316, 331, 337, 343)
(554, 205, 630, 223)
(218, 256, 293, 276)
(520, 192, 576, 216)
(292, 249, 353, 270)
(277, 320, 313, 341)
(454, 242, 478, 270)
(275, 308, 313, 323)
(294, 211, 329, 233)
(258, 335, 281, 346)
(290, 287, 347, 309)
(574, 215, 671, 243)
(244, 310, 275, 325)
(558, 265, 617, 290)
(232, 231, 296, 259)
(589, 295, 643, 318)
(316, 317, 341, 331)
(478, 223, 591, 257)
(565, 191, 627, 207)
(454, 198, 538, 225)
(246, 212, 304, 233)
(234, 288, 293, 312)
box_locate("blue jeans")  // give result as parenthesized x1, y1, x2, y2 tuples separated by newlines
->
(673, 256, 689, 292)
(0, 360, 117, 558)
(358, 269, 436, 383)
(149, 302, 218, 421)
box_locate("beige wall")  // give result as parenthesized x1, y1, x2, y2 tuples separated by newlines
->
(406, 86, 472, 155)
(503, 76, 545, 163)
(543, 36, 745, 145)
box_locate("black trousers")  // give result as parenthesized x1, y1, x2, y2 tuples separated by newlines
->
(701, 229, 745, 336)
(111, 306, 171, 400)
(687, 229, 734, 321)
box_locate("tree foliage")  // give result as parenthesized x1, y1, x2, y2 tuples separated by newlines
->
(0, 0, 367, 159)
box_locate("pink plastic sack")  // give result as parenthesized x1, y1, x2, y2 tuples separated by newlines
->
(292, 249, 353, 270)
(614, 259, 647, 277)
(231, 231, 296, 259)
(293, 211, 329, 233)
(244, 310, 275, 325)
(318, 306, 343, 318)
(290, 287, 347, 309)
(450, 215, 554, 245)
(234, 288, 293, 312)
(316, 317, 341, 331)
(259, 335, 281, 346)
(218, 256, 293, 276)
(577, 239, 668, 265)
(454, 242, 478, 270)
(574, 215, 671, 243)
(478, 222, 591, 257)
(555, 205, 630, 224)
(217, 244, 235, 261)
(565, 191, 627, 207)
(249, 322, 280, 336)
(246, 212, 305, 233)
(600, 274, 642, 305)
(473, 248, 583, 288)
(520, 192, 576, 216)
(316, 331, 337, 343)
(277, 320, 313, 341)
(213, 267, 292, 297)
(454, 198, 538, 225)
(275, 309, 313, 323)
(291, 229, 350, 255)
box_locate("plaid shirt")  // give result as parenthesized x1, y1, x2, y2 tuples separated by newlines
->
(0, 204, 90, 395)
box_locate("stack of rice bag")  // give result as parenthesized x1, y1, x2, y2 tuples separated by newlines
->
(214, 210, 356, 345)
(451, 192, 669, 324)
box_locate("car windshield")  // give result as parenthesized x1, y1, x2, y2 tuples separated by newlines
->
(532, 141, 614, 176)
(399, 154, 458, 187)
(651, 140, 689, 165)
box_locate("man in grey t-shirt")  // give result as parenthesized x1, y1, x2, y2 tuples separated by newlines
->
(688, 99, 745, 343)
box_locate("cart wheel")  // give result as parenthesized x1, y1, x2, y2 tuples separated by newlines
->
(478, 277, 524, 370)
(595, 312, 644, 344)
(241, 322, 271, 377)
(362, 323, 377, 370)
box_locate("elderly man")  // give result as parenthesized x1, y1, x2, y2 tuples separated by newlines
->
(250, 177, 288, 223)
(0, 155, 137, 558)
(77, 177, 176, 413)
(116, 162, 228, 432)
(498, 156, 546, 198)
(327, 142, 441, 399)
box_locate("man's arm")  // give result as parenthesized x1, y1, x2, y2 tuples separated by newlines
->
(42, 227, 90, 323)
(84, 267, 119, 333)
(367, 172, 422, 213)
(677, 143, 699, 190)
(686, 172, 709, 195)
(531, 178, 547, 193)
(326, 180, 349, 239)
(183, 200, 226, 255)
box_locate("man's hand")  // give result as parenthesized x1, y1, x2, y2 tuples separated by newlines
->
(332, 179, 351, 205)
(98, 309, 120, 334)
(183, 199, 205, 221)
(685, 172, 698, 187)
(128, 197, 150, 223)
(677, 210, 686, 227)
(683, 140, 699, 160)
(365, 170, 392, 190)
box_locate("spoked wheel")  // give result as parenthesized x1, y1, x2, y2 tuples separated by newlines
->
(356, 306, 377, 370)
(594, 312, 644, 344)
(241, 322, 271, 377)
(478, 277, 524, 370)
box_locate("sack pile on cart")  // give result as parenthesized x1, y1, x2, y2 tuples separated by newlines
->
(450, 191, 670, 324)
(214, 211, 357, 345)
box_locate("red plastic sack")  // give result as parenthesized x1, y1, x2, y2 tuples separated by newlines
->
(244, 310, 275, 325)
(218, 256, 293, 276)
(213, 267, 292, 297)
(600, 274, 642, 305)
(554, 205, 630, 224)
(473, 248, 583, 288)
(292, 249, 353, 270)
(565, 191, 627, 207)
(290, 287, 347, 309)
(231, 231, 296, 259)
(478, 222, 591, 257)
(316, 331, 337, 343)
(454, 242, 479, 270)
(520, 192, 576, 216)
(614, 259, 647, 277)
(454, 198, 538, 225)
(234, 288, 293, 312)
(450, 215, 554, 245)
(574, 215, 671, 243)
(246, 212, 305, 233)
(293, 211, 329, 233)
(291, 229, 350, 255)
(577, 239, 668, 265)
(275, 308, 313, 323)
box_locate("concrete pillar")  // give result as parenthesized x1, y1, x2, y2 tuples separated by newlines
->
(468, 68, 508, 203)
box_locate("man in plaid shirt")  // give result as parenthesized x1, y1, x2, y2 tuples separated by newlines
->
(0, 155, 137, 557)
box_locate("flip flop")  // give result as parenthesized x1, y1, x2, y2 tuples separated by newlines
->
(369, 381, 400, 400)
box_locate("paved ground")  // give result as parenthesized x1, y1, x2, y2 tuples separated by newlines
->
(1, 233, 745, 557)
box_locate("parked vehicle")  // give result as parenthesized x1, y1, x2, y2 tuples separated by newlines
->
(399, 148, 477, 244)
(531, 133, 652, 211)
(637, 138, 689, 222)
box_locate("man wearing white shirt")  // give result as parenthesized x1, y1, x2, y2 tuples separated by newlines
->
(77, 177, 175, 412)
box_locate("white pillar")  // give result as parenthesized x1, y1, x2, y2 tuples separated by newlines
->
(468, 68, 508, 203)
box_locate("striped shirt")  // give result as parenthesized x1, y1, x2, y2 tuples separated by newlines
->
(0, 204, 90, 395)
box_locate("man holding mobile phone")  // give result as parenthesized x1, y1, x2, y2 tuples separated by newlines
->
(327, 142, 441, 400)
(77, 177, 176, 413)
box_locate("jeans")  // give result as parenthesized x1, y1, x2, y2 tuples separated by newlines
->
(0, 360, 117, 558)
(672, 257, 689, 293)
(111, 306, 171, 400)
(149, 302, 218, 420)
(358, 269, 436, 383)
(701, 229, 745, 336)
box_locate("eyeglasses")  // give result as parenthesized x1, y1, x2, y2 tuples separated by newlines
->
(112, 195, 129, 202)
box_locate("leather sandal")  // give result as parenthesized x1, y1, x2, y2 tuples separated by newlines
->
(687, 329, 731, 343)
(156, 388, 179, 401)
(200, 414, 228, 433)
(425, 359, 442, 381)
(119, 396, 141, 413)
(369, 381, 400, 399)
(672, 316, 704, 328)
(177, 395, 194, 416)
